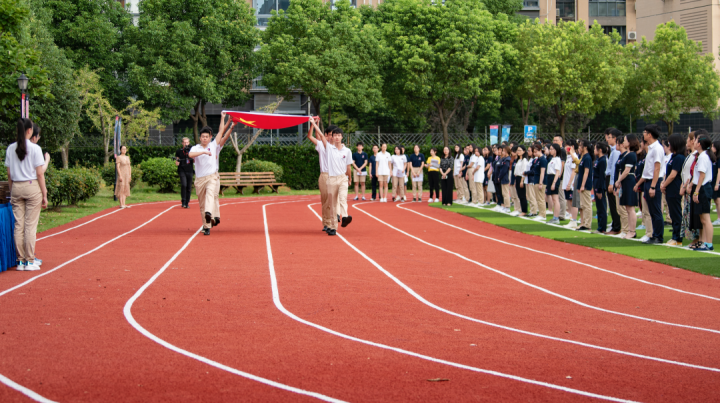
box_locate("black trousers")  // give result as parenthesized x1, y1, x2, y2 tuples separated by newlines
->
(465, 178, 472, 203)
(428, 171, 440, 199)
(494, 180, 503, 205)
(606, 176, 620, 231)
(644, 181, 664, 241)
(515, 180, 527, 213)
(667, 196, 683, 241)
(179, 170, 194, 205)
(596, 188, 608, 232)
(441, 177, 453, 205)
(370, 175, 378, 200)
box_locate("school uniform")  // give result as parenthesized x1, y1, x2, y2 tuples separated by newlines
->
(690, 151, 714, 230)
(606, 145, 621, 232)
(545, 156, 562, 196)
(391, 154, 407, 199)
(712, 159, 720, 200)
(533, 155, 548, 218)
(514, 158, 528, 213)
(352, 151, 368, 183)
(426, 155, 441, 200)
(642, 140, 665, 241)
(498, 156, 511, 208)
(681, 151, 700, 240)
(462, 153, 472, 202)
(190, 140, 222, 231)
(453, 154, 466, 201)
(325, 143, 352, 231)
(525, 157, 537, 214)
(594, 155, 608, 232)
(576, 153, 593, 229)
(316, 141, 332, 228)
(613, 151, 629, 232)
(665, 153, 685, 242)
(440, 157, 454, 205)
(636, 155, 653, 236)
(369, 154, 378, 200)
(408, 153, 425, 199)
(375, 151, 391, 183)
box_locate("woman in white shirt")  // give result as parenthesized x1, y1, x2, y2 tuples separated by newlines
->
(512, 145, 528, 216)
(375, 143, 391, 202)
(546, 144, 563, 224)
(688, 135, 716, 251)
(680, 132, 700, 247)
(391, 146, 407, 202)
(453, 145, 466, 203)
(470, 146, 485, 206)
(5, 118, 48, 271)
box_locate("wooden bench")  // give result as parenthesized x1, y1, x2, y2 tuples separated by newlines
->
(218, 172, 286, 195)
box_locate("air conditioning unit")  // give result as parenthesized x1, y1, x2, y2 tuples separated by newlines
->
(556, 8, 560, 16)
(628, 31, 637, 40)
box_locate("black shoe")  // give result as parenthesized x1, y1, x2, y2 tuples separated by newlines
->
(643, 237, 661, 244)
(213, 217, 220, 227)
(327, 229, 337, 236)
(576, 226, 590, 231)
(205, 212, 212, 224)
(322, 226, 328, 232)
(341, 216, 353, 228)
(203, 228, 210, 236)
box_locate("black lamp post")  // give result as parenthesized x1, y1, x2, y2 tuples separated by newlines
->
(17, 73, 28, 118)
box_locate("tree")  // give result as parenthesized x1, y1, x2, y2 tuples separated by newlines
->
(622, 21, 720, 135)
(259, 0, 384, 131)
(523, 20, 626, 138)
(0, 0, 51, 133)
(481, 0, 523, 16)
(42, 0, 132, 108)
(81, 68, 165, 163)
(125, 0, 259, 142)
(378, 0, 517, 146)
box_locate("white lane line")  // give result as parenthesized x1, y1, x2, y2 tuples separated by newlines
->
(37, 209, 123, 241)
(398, 203, 720, 301)
(0, 373, 56, 403)
(306, 204, 720, 373)
(263, 202, 638, 403)
(124, 201, 346, 403)
(353, 203, 720, 335)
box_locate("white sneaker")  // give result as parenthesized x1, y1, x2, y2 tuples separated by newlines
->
(712, 219, 720, 226)
(639, 235, 650, 242)
(504, 207, 512, 213)
(616, 232, 627, 238)
(510, 211, 520, 216)
(546, 211, 553, 216)
(16, 262, 25, 271)
(24, 262, 40, 271)
(564, 220, 578, 229)
(460, 198, 466, 204)
(533, 216, 546, 222)
(564, 212, 573, 220)
(434, 198, 439, 203)
(428, 198, 433, 203)
(353, 197, 359, 201)
(32, 258, 42, 266)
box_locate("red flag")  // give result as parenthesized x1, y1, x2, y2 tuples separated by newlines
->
(224, 111, 313, 130)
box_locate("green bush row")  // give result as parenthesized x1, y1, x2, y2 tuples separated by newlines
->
(140, 158, 177, 193)
(45, 166, 102, 207)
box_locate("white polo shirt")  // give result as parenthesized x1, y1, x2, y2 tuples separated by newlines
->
(547, 156, 562, 175)
(473, 155, 485, 182)
(453, 154, 464, 175)
(693, 151, 713, 185)
(391, 154, 407, 178)
(190, 140, 221, 178)
(375, 151, 391, 176)
(642, 140, 664, 180)
(316, 141, 328, 173)
(5, 140, 44, 181)
(562, 155, 575, 190)
(326, 143, 352, 176)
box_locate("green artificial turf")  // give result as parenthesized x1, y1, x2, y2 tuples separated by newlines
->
(436, 203, 720, 278)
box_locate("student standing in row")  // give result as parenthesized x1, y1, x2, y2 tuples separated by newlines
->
(391, 146, 407, 202)
(531, 144, 547, 221)
(375, 143, 391, 202)
(471, 146, 486, 207)
(175, 137, 194, 208)
(711, 141, 720, 226)
(660, 134, 686, 245)
(466, 145, 479, 206)
(307, 122, 334, 231)
(593, 143, 609, 233)
(689, 136, 716, 251)
(7, 118, 47, 271)
(636, 125, 665, 244)
(497, 146, 512, 213)
(604, 129, 623, 234)
(440, 147, 454, 206)
(453, 145, 466, 203)
(662, 139, 673, 225)
(546, 144, 563, 224)
(511, 145, 528, 216)
(352, 142, 368, 201)
(552, 136, 568, 219)
(482, 147, 491, 204)
(576, 140, 594, 231)
(426, 148, 441, 203)
(408, 145, 425, 202)
(562, 140, 577, 223)
(463, 146, 473, 203)
(369, 145, 379, 201)
(615, 134, 639, 239)
(681, 132, 701, 247)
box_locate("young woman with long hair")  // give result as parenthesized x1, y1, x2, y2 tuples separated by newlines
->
(615, 134, 639, 239)
(660, 134, 686, 245)
(576, 140, 594, 231)
(711, 140, 720, 226)
(482, 146, 491, 204)
(546, 144, 563, 224)
(593, 142, 609, 233)
(440, 147, 454, 206)
(453, 144, 466, 203)
(511, 145, 528, 216)
(426, 147, 441, 203)
(470, 146, 485, 206)
(680, 131, 701, 247)
(115, 145, 132, 208)
(688, 136, 716, 251)
(391, 146, 407, 202)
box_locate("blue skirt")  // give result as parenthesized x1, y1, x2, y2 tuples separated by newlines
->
(545, 175, 559, 195)
(619, 176, 637, 206)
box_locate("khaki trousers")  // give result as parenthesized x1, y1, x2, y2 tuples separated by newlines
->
(11, 181, 42, 262)
(454, 175, 465, 200)
(319, 172, 332, 228)
(411, 168, 423, 198)
(558, 187, 567, 217)
(325, 175, 345, 230)
(641, 195, 653, 235)
(336, 176, 349, 218)
(468, 176, 479, 204)
(616, 195, 628, 232)
(511, 184, 520, 211)
(502, 184, 511, 208)
(392, 176, 405, 199)
(579, 190, 592, 228)
(195, 173, 220, 230)
(526, 183, 537, 214)
(534, 184, 546, 217)
(662, 194, 671, 223)
(473, 181, 485, 204)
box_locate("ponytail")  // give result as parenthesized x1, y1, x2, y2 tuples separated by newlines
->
(16, 118, 32, 161)
(698, 136, 716, 163)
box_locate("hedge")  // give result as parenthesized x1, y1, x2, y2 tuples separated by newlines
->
(45, 165, 102, 207)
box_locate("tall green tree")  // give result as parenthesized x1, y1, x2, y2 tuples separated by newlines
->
(125, 0, 258, 143)
(622, 21, 720, 135)
(378, 0, 517, 146)
(523, 20, 626, 137)
(259, 0, 384, 131)
(42, 0, 131, 108)
(0, 0, 51, 133)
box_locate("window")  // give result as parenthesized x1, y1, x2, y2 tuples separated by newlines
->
(557, 1, 575, 18)
(523, 0, 539, 7)
(589, 0, 626, 17)
(254, 0, 291, 26)
(601, 25, 626, 45)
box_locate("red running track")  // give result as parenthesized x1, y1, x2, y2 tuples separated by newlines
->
(0, 194, 718, 402)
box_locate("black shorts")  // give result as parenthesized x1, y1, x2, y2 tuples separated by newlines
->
(693, 182, 713, 215)
(545, 175, 559, 195)
(564, 190, 573, 200)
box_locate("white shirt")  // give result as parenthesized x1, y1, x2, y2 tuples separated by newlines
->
(681, 151, 697, 184)
(472, 155, 485, 182)
(326, 143, 352, 176)
(391, 154, 406, 177)
(453, 154, 464, 175)
(693, 151, 713, 185)
(315, 141, 328, 173)
(5, 140, 44, 182)
(375, 151, 391, 176)
(562, 155, 575, 190)
(190, 140, 221, 178)
(514, 158, 527, 177)
(642, 140, 664, 180)
(547, 156, 562, 175)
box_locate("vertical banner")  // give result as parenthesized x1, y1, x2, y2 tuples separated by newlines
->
(501, 125, 511, 143)
(114, 116, 122, 156)
(25, 97, 29, 118)
(524, 125, 537, 143)
(489, 125, 499, 145)
(21, 93, 25, 118)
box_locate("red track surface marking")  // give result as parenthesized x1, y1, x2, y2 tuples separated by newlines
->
(397, 202, 720, 301)
(296, 201, 719, 401)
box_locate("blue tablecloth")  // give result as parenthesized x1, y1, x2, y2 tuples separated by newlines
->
(0, 203, 16, 272)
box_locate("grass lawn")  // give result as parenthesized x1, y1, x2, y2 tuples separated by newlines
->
(435, 202, 720, 278)
(38, 182, 319, 234)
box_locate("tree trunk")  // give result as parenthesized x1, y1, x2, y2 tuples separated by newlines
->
(667, 120, 674, 136)
(98, 101, 111, 164)
(199, 100, 208, 130)
(191, 100, 201, 144)
(434, 99, 461, 148)
(312, 98, 323, 132)
(559, 115, 567, 139)
(61, 142, 70, 169)
(519, 97, 531, 127)
(328, 104, 332, 128)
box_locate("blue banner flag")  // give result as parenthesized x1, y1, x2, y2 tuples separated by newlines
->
(501, 125, 511, 143)
(114, 116, 122, 157)
(489, 125, 499, 145)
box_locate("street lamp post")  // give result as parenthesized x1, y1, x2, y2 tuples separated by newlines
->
(17, 73, 28, 119)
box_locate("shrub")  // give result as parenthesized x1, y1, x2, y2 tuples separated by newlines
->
(45, 166, 102, 207)
(242, 159, 284, 182)
(140, 157, 177, 192)
(100, 163, 143, 189)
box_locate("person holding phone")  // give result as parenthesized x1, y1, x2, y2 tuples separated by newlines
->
(175, 137, 194, 208)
